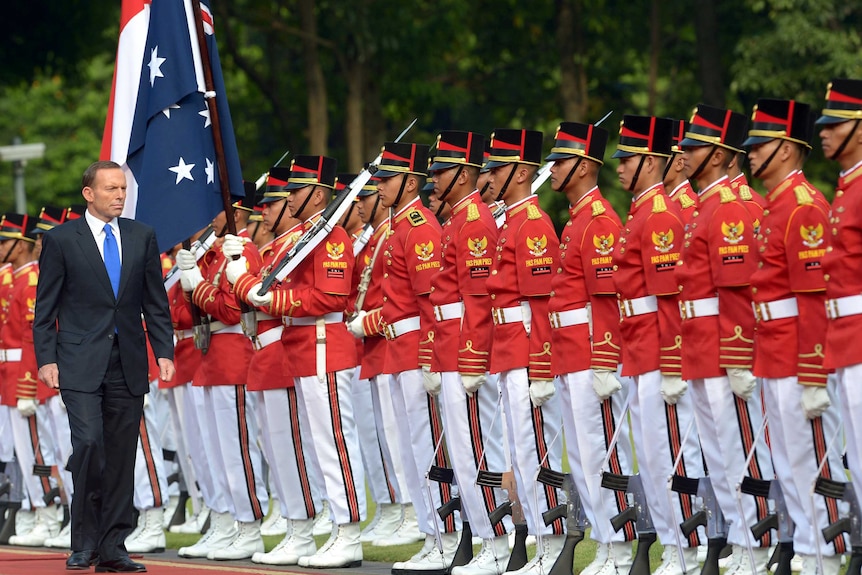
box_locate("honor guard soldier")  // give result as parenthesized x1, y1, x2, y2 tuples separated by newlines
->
(426, 131, 513, 575)
(236, 155, 368, 568)
(546, 122, 636, 574)
(611, 115, 704, 574)
(0, 215, 14, 525)
(745, 98, 847, 574)
(820, 78, 862, 536)
(372, 142, 462, 574)
(0, 214, 62, 546)
(676, 105, 774, 573)
(483, 128, 565, 575)
(175, 203, 269, 561)
(663, 119, 699, 226)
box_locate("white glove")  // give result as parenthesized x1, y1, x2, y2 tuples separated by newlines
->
(801, 386, 831, 420)
(222, 234, 246, 258)
(660, 374, 688, 405)
(17, 398, 37, 417)
(422, 366, 442, 396)
(180, 266, 205, 292)
(592, 369, 622, 401)
(225, 257, 248, 285)
(143, 393, 150, 409)
(346, 311, 366, 338)
(529, 379, 556, 407)
(461, 374, 486, 397)
(727, 367, 757, 401)
(175, 248, 197, 271)
(247, 283, 273, 308)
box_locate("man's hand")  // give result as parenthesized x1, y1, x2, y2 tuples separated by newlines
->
(461, 374, 486, 397)
(727, 367, 757, 401)
(529, 379, 556, 407)
(422, 366, 442, 396)
(17, 398, 37, 417)
(222, 234, 246, 259)
(158, 358, 175, 383)
(225, 257, 248, 285)
(175, 249, 197, 270)
(660, 374, 688, 405)
(247, 283, 273, 308)
(180, 267, 205, 292)
(592, 369, 622, 401)
(346, 311, 367, 338)
(38, 363, 59, 389)
(801, 386, 830, 420)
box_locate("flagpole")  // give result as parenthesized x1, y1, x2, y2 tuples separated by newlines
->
(189, 0, 237, 236)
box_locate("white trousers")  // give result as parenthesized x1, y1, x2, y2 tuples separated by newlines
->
(837, 363, 862, 515)
(763, 376, 847, 556)
(256, 387, 322, 519)
(499, 368, 563, 537)
(0, 404, 13, 462)
(371, 373, 410, 504)
(132, 381, 169, 511)
(199, 385, 268, 522)
(439, 371, 510, 539)
(559, 369, 635, 544)
(295, 369, 366, 525)
(352, 372, 396, 505)
(9, 403, 57, 507)
(629, 369, 704, 548)
(689, 376, 774, 547)
(164, 383, 202, 514)
(390, 368, 459, 535)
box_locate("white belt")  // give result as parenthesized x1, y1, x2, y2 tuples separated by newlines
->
(619, 295, 658, 318)
(549, 307, 590, 329)
(255, 326, 283, 348)
(284, 312, 343, 327)
(383, 316, 421, 340)
(256, 312, 279, 321)
(434, 302, 463, 322)
(209, 321, 245, 335)
(0, 349, 22, 362)
(752, 297, 798, 322)
(826, 294, 862, 320)
(174, 329, 194, 341)
(679, 297, 719, 320)
(491, 306, 524, 325)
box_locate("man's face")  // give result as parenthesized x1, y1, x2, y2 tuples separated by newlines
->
(488, 164, 516, 202)
(83, 168, 126, 222)
(820, 120, 858, 160)
(286, 185, 313, 219)
(262, 198, 286, 232)
(549, 157, 577, 192)
(681, 145, 710, 180)
(747, 140, 782, 180)
(431, 166, 459, 204)
(356, 193, 378, 224)
(616, 155, 642, 193)
(477, 171, 492, 203)
(376, 175, 403, 209)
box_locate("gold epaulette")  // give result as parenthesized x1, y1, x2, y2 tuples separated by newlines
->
(28, 272, 38, 287)
(794, 185, 814, 205)
(679, 192, 696, 209)
(466, 203, 480, 222)
(526, 204, 542, 220)
(719, 186, 736, 204)
(591, 200, 606, 216)
(408, 209, 427, 227)
(652, 194, 668, 214)
(2, 273, 11, 286)
(738, 184, 753, 201)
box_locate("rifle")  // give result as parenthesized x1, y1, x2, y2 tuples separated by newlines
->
(537, 469, 588, 575)
(258, 118, 417, 295)
(743, 477, 794, 575)
(604, 472, 656, 575)
(253, 149, 291, 191)
(179, 237, 210, 354)
(817, 477, 862, 575)
(164, 225, 215, 291)
(675, 475, 728, 575)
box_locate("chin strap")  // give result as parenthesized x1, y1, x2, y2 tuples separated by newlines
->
(556, 158, 583, 193)
(367, 194, 382, 225)
(829, 119, 861, 161)
(291, 185, 317, 221)
(752, 142, 784, 180)
(494, 164, 518, 203)
(435, 166, 463, 217)
(340, 201, 356, 228)
(628, 155, 647, 193)
(688, 145, 717, 182)
(391, 175, 409, 211)
(1, 240, 18, 264)
(271, 200, 289, 233)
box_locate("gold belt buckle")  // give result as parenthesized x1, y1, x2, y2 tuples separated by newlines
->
(679, 301, 687, 320)
(549, 311, 560, 329)
(434, 306, 443, 322)
(825, 299, 837, 320)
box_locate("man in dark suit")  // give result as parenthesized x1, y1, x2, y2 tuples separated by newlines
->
(33, 160, 175, 573)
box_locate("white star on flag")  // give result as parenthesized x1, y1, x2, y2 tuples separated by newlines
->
(205, 158, 215, 184)
(161, 103, 181, 118)
(148, 46, 166, 87)
(169, 157, 195, 184)
(198, 104, 211, 128)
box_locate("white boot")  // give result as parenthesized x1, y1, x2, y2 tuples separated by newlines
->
(392, 532, 461, 573)
(162, 496, 180, 529)
(299, 522, 363, 568)
(261, 500, 288, 536)
(125, 507, 166, 553)
(653, 545, 698, 575)
(799, 554, 841, 575)
(177, 510, 236, 558)
(11, 509, 37, 538)
(452, 535, 510, 575)
(361, 503, 388, 542)
(43, 522, 71, 548)
(252, 518, 316, 565)
(9, 506, 60, 546)
(580, 543, 611, 575)
(505, 535, 565, 575)
(730, 546, 770, 575)
(209, 519, 264, 560)
(170, 504, 210, 534)
(312, 499, 333, 536)
(375, 503, 423, 546)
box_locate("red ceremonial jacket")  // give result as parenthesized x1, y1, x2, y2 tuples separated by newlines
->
(751, 170, 831, 385)
(667, 180, 699, 227)
(549, 188, 622, 375)
(486, 195, 560, 380)
(824, 160, 862, 369)
(676, 177, 758, 380)
(0, 263, 13, 401)
(731, 173, 767, 234)
(430, 191, 498, 375)
(166, 282, 201, 388)
(381, 198, 443, 374)
(613, 183, 685, 377)
(350, 220, 390, 380)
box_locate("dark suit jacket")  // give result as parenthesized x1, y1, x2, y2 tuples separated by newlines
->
(33, 216, 174, 395)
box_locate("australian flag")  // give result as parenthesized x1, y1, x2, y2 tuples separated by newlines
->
(119, 0, 243, 253)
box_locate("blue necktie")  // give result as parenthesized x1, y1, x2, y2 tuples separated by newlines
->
(103, 223, 121, 298)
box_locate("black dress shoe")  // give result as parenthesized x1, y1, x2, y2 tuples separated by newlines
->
(95, 557, 147, 573)
(66, 550, 99, 570)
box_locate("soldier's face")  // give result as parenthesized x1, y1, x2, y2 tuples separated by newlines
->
(549, 157, 577, 192)
(820, 120, 859, 160)
(83, 168, 126, 222)
(431, 166, 458, 203)
(681, 145, 710, 179)
(376, 175, 402, 208)
(477, 172, 492, 202)
(747, 140, 782, 180)
(356, 194, 377, 224)
(261, 198, 286, 231)
(616, 155, 640, 193)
